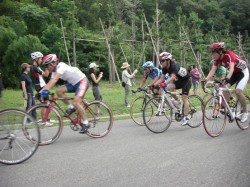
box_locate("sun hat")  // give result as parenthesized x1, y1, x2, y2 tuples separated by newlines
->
(89, 62, 99, 69)
(121, 62, 130, 69)
(21, 63, 31, 69)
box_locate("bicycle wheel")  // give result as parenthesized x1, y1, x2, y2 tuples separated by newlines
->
(27, 103, 63, 145)
(202, 93, 213, 107)
(84, 100, 113, 138)
(187, 95, 204, 128)
(143, 97, 172, 133)
(130, 96, 149, 126)
(203, 95, 227, 137)
(0, 109, 40, 165)
(235, 95, 250, 130)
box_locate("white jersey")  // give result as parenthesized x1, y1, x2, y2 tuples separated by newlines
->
(55, 62, 86, 85)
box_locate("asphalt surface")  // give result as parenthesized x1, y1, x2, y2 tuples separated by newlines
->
(1, 118, 250, 187)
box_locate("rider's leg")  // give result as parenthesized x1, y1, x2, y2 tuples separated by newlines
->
(56, 85, 71, 106)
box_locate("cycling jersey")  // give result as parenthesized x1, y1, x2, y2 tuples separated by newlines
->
(144, 66, 169, 80)
(213, 50, 247, 73)
(162, 61, 190, 81)
(30, 65, 46, 91)
(54, 62, 86, 85)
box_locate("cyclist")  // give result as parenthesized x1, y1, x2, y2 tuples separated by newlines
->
(138, 61, 170, 92)
(154, 52, 192, 126)
(206, 42, 249, 122)
(40, 54, 90, 134)
(30, 52, 49, 92)
(210, 60, 229, 80)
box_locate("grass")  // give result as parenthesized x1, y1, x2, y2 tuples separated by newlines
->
(1, 78, 250, 120)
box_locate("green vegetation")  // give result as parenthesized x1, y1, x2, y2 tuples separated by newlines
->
(0, 0, 250, 88)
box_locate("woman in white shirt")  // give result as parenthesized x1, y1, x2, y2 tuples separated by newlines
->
(121, 62, 137, 107)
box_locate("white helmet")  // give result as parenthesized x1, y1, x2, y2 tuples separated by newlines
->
(31, 52, 43, 60)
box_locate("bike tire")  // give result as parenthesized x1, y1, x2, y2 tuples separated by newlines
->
(130, 96, 149, 126)
(235, 95, 250, 130)
(27, 103, 63, 145)
(143, 97, 172, 133)
(0, 109, 40, 165)
(187, 95, 204, 128)
(202, 95, 227, 137)
(84, 100, 114, 138)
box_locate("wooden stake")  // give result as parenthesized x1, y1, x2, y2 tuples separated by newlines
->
(60, 18, 71, 66)
(99, 18, 121, 84)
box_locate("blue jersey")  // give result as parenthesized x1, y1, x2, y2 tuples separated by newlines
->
(144, 66, 162, 79)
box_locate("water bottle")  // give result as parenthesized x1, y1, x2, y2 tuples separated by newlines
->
(229, 96, 236, 112)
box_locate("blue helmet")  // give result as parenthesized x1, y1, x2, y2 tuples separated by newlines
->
(143, 61, 154, 68)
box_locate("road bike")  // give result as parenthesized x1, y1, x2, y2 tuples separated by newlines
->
(143, 87, 204, 133)
(0, 109, 40, 165)
(27, 92, 113, 145)
(130, 87, 153, 126)
(202, 80, 250, 137)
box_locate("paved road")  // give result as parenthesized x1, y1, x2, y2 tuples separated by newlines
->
(1, 119, 250, 187)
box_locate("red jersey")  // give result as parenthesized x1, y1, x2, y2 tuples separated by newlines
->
(213, 50, 247, 73)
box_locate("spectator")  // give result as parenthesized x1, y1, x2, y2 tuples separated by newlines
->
(190, 65, 201, 95)
(89, 62, 103, 114)
(20, 63, 36, 119)
(121, 62, 137, 107)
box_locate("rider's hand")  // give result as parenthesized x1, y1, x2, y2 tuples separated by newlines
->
(134, 69, 138, 74)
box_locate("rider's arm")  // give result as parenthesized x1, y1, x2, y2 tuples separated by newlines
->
(164, 73, 176, 85)
(148, 76, 159, 87)
(139, 77, 146, 88)
(40, 73, 61, 92)
(206, 65, 217, 81)
(154, 74, 165, 86)
(225, 62, 234, 79)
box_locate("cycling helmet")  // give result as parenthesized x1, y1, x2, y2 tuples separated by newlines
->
(31, 52, 43, 60)
(159, 52, 172, 61)
(210, 42, 225, 52)
(143, 61, 154, 68)
(42, 54, 58, 65)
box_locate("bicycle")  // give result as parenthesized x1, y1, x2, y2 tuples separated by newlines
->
(143, 87, 204, 133)
(0, 109, 40, 165)
(202, 80, 250, 137)
(27, 91, 114, 145)
(130, 87, 153, 126)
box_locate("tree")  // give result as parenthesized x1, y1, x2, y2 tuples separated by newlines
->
(2, 35, 48, 88)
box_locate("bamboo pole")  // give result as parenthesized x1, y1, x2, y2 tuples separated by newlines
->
(181, 26, 205, 78)
(99, 18, 121, 84)
(144, 14, 160, 65)
(60, 18, 71, 66)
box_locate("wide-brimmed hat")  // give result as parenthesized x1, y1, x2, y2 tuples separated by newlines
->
(21, 63, 31, 69)
(89, 62, 99, 69)
(121, 62, 130, 69)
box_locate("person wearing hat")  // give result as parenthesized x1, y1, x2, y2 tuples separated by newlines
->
(89, 62, 103, 113)
(121, 62, 138, 107)
(20, 63, 36, 119)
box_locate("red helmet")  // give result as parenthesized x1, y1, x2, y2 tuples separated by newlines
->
(159, 52, 172, 61)
(210, 42, 225, 52)
(42, 54, 58, 65)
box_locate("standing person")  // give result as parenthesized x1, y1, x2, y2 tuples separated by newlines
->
(190, 65, 201, 95)
(154, 52, 192, 126)
(206, 42, 249, 122)
(20, 63, 36, 119)
(89, 62, 103, 101)
(40, 54, 90, 134)
(30, 52, 49, 92)
(0, 71, 4, 97)
(121, 62, 137, 107)
(89, 62, 103, 114)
